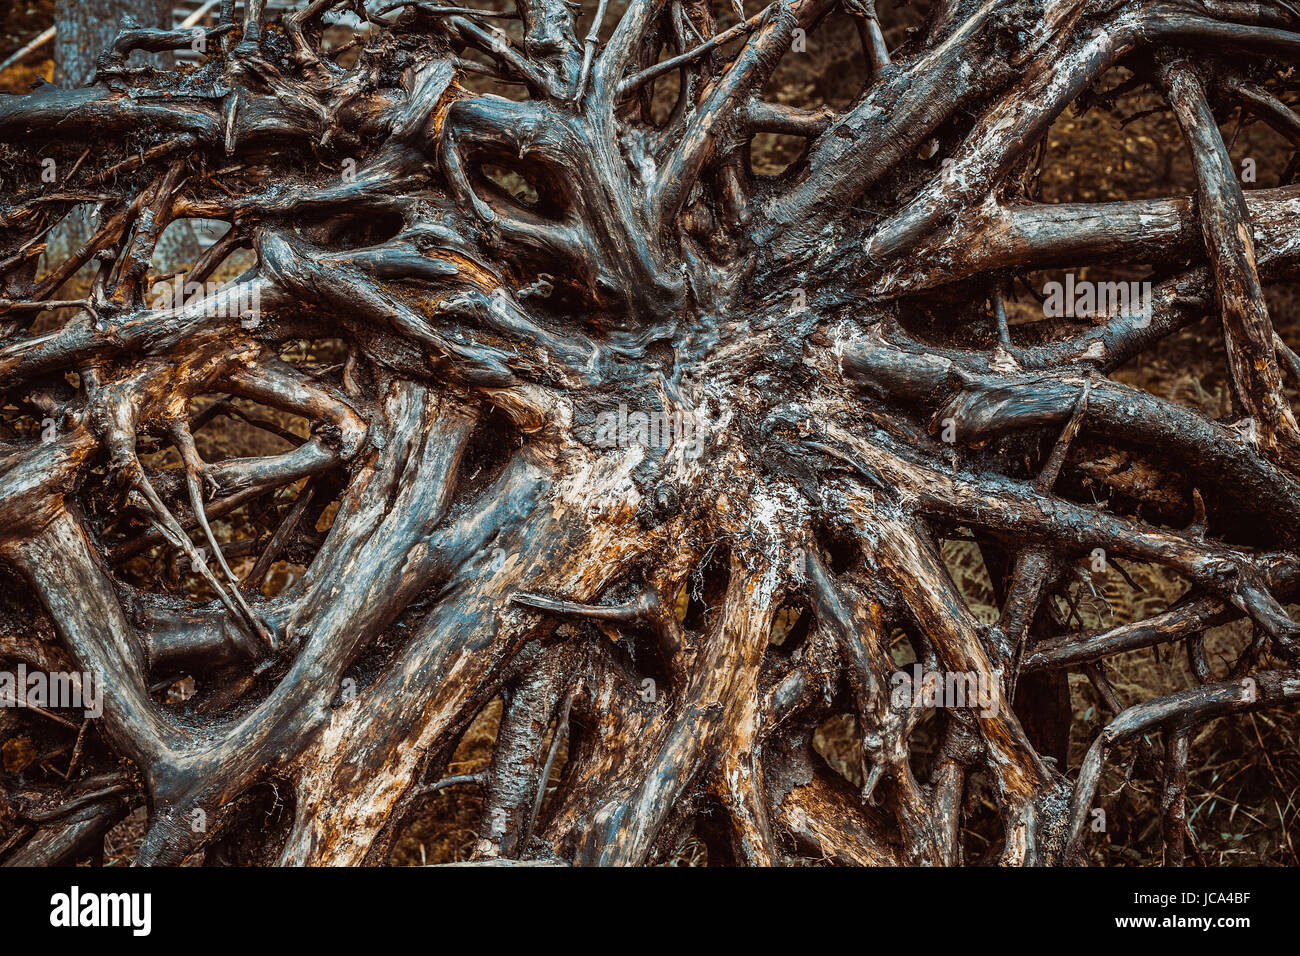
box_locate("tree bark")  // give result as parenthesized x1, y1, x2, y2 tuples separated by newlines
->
(1, 0, 1299, 866)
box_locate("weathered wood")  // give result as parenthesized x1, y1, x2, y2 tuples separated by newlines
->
(1, 0, 1298, 867)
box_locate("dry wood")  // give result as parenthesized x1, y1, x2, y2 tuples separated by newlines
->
(1, 0, 1299, 866)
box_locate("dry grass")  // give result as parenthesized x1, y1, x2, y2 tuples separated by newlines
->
(389, 699, 504, 866)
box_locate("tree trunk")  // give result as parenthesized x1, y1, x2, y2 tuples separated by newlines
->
(55, 0, 172, 84)
(1, 0, 1299, 866)
(50, 0, 204, 284)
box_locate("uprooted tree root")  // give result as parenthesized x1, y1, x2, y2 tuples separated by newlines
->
(2, 0, 1300, 866)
